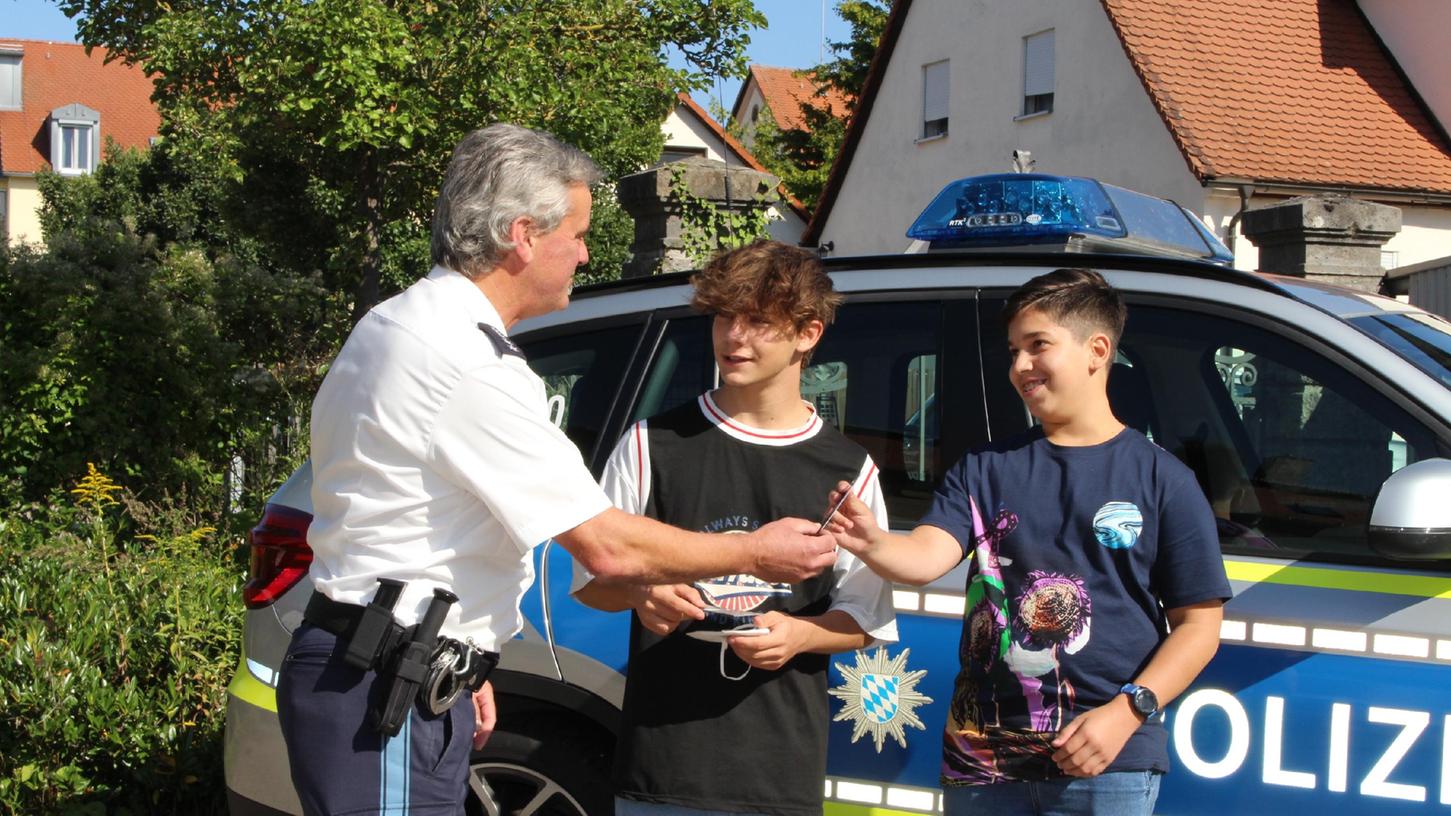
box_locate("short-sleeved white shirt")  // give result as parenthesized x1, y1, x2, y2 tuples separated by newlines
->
(307, 265, 611, 650)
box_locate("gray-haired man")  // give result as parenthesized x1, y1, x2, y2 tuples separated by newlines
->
(276, 124, 837, 816)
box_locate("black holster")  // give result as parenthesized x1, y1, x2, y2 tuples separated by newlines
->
(369, 587, 458, 736)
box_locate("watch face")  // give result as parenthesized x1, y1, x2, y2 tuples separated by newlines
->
(1132, 687, 1158, 715)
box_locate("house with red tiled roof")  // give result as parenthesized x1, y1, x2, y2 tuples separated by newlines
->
(805, 0, 1451, 274)
(660, 91, 809, 243)
(0, 38, 160, 245)
(731, 64, 852, 152)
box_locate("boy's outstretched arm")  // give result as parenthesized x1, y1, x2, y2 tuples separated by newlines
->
(824, 481, 962, 586)
(1051, 599, 1225, 777)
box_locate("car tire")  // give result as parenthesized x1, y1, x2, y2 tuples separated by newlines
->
(466, 713, 614, 816)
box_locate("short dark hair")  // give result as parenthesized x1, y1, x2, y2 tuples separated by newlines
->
(689, 240, 843, 331)
(1002, 268, 1127, 348)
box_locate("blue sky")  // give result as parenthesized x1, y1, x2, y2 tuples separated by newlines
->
(4, 0, 849, 121)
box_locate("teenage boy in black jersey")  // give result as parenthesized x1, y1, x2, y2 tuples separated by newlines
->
(823, 269, 1230, 816)
(572, 240, 898, 816)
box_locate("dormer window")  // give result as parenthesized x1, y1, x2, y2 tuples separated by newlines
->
(0, 50, 20, 110)
(49, 103, 100, 176)
(0, 49, 20, 110)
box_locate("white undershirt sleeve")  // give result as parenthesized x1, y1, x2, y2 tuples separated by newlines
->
(828, 457, 900, 645)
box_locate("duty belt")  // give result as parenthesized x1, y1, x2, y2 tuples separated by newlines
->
(304, 582, 499, 735)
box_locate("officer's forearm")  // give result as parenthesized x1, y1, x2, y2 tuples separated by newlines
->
(556, 507, 757, 584)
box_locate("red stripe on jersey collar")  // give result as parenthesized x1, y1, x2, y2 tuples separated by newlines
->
(698, 391, 823, 446)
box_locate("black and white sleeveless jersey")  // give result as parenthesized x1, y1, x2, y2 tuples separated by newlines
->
(574, 391, 897, 815)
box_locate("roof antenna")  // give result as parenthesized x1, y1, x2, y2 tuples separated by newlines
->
(820, 0, 827, 64)
(1012, 149, 1035, 173)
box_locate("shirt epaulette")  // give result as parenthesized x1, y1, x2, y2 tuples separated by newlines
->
(477, 322, 525, 360)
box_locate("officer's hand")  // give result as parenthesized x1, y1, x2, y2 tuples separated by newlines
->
(749, 518, 836, 584)
(727, 611, 806, 670)
(1050, 697, 1140, 776)
(823, 481, 880, 557)
(472, 681, 497, 750)
(631, 584, 706, 635)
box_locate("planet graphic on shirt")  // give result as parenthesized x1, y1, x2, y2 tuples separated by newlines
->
(1092, 502, 1143, 549)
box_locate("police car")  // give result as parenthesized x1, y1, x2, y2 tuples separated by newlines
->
(225, 174, 1451, 816)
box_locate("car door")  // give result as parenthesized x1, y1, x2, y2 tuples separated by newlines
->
(979, 291, 1451, 816)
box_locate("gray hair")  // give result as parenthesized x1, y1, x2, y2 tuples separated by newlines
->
(431, 123, 603, 276)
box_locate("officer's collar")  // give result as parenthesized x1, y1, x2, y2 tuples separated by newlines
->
(426, 265, 508, 336)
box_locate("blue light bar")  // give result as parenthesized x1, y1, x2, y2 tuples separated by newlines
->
(906, 173, 1234, 265)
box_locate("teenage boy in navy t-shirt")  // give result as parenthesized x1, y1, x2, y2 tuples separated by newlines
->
(824, 268, 1231, 816)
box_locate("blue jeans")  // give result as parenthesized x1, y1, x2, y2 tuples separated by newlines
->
(943, 771, 1162, 816)
(614, 798, 770, 816)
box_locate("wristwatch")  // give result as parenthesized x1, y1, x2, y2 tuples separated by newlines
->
(1120, 683, 1159, 719)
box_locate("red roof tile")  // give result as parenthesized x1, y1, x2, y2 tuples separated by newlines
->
(745, 65, 851, 133)
(0, 39, 159, 175)
(1101, 0, 1451, 194)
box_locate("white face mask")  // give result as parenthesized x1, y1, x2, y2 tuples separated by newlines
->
(717, 624, 759, 682)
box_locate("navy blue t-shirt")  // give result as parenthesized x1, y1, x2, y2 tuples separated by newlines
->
(918, 427, 1230, 786)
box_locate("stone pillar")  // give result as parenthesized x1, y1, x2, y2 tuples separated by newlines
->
(615, 158, 780, 279)
(1239, 195, 1401, 292)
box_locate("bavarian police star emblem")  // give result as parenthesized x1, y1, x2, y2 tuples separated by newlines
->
(829, 646, 932, 752)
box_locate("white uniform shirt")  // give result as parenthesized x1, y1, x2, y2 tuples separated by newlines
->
(308, 265, 611, 651)
(573, 394, 898, 644)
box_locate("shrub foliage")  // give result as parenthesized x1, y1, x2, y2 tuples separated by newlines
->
(0, 468, 241, 813)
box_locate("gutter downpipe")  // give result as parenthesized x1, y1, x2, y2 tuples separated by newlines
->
(1224, 184, 1255, 264)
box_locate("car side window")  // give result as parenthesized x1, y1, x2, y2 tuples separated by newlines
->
(631, 315, 717, 423)
(809, 302, 948, 527)
(981, 298, 1441, 563)
(520, 323, 644, 463)
(1120, 306, 1439, 562)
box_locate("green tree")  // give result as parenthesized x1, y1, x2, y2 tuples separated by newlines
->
(3, 143, 339, 502)
(58, 0, 766, 315)
(747, 0, 887, 211)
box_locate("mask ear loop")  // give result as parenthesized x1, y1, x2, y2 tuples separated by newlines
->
(718, 625, 754, 682)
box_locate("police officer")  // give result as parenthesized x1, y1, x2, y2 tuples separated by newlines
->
(276, 123, 837, 816)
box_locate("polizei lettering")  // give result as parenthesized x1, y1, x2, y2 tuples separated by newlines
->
(1171, 690, 1450, 804)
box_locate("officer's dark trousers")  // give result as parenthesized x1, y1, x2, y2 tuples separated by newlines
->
(277, 623, 474, 816)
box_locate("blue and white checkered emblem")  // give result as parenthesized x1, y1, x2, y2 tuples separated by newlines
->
(831, 647, 932, 752)
(860, 673, 899, 723)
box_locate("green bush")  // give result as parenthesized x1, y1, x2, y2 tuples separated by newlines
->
(0, 466, 242, 814)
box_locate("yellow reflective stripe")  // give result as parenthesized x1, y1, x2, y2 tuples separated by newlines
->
(228, 654, 279, 713)
(1223, 558, 1451, 599)
(824, 805, 920, 816)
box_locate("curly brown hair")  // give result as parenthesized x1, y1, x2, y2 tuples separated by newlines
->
(689, 240, 843, 331)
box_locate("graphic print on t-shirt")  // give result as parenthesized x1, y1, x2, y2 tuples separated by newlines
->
(947, 495, 1094, 783)
(1092, 501, 1144, 549)
(691, 521, 793, 613)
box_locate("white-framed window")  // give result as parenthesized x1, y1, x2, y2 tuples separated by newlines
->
(58, 123, 94, 174)
(49, 104, 101, 176)
(1022, 29, 1055, 117)
(921, 60, 949, 139)
(1381, 250, 1399, 270)
(0, 53, 21, 110)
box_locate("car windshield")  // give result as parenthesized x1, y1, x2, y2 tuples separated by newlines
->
(1350, 312, 1451, 388)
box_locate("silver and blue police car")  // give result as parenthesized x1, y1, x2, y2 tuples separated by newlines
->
(226, 174, 1451, 816)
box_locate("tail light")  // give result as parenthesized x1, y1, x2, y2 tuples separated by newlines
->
(243, 503, 314, 609)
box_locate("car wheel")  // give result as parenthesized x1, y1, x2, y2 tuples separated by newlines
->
(466, 715, 613, 816)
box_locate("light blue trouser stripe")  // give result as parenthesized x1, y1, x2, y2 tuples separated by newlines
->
(380, 716, 411, 814)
